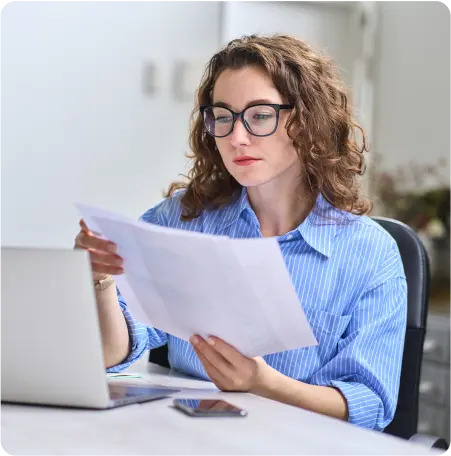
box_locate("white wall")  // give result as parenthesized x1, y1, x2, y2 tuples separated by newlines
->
(220, 1, 374, 193)
(3, 2, 449, 248)
(1, 2, 221, 247)
(222, 1, 360, 92)
(372, 1, 450, 189)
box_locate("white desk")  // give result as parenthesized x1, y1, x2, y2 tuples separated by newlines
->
(2, 362, 442, 455)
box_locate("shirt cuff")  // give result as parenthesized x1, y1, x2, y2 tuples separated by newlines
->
(330, 380, 387, 431)
(106, 300, 150, 373)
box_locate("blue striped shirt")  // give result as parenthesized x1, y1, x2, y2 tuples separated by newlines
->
(108, 188, 407, 431)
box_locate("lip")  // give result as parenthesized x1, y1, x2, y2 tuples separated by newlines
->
(233, 155, 261, 163)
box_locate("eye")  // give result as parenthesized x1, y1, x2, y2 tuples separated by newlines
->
(253, 113, 273, 121)
(215, 116, 233, 124)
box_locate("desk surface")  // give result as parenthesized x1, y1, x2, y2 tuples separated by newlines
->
(2, 362, 441, 455)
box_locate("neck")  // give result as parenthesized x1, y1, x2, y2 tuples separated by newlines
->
(246, 169, 316, 238)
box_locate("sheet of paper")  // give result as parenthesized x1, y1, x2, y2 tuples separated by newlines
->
(76, 203, 318, 357)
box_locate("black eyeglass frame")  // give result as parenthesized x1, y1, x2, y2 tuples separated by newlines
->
(200, 103, 294, 138)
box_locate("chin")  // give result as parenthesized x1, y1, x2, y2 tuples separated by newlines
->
(226, 161, 274, 187)
(232, 173, 272, 188)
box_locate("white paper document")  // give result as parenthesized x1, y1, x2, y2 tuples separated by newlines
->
(76, 203, 318, 357)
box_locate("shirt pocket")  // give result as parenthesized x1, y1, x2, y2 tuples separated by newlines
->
(305, 309, 352, 340)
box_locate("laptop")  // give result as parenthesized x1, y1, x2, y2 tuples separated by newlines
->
(1, 246, 179, 409)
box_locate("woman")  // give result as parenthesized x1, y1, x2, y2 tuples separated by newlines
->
(74, 35, 407, 431)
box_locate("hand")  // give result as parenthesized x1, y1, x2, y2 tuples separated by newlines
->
(74, 219, 124, 281)
(190, 335, 270, 393)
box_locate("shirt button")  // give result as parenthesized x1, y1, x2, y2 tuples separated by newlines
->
(286, 234, 294, 240)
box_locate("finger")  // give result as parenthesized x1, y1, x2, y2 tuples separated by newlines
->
(88, 249, 123, 267)
(193, 346, 227, 387)
(206, 336, 248, 366)
(79, 219, 91, 233)
(80, 219, 102, 236)
(76, 231, 118, 254)
(90, 261, 124, 275)
(190, 336, 234, 375)
(192, 344, 226, 381)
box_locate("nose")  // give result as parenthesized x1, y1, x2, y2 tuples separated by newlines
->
(229, 117, 251, 148)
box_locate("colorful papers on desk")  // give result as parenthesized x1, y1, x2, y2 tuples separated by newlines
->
(76, 203, 318, 357)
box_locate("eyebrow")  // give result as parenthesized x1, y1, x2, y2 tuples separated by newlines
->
(211, 99, 276, 109)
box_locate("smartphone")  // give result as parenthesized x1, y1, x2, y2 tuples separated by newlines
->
(173, 398, 248, 417)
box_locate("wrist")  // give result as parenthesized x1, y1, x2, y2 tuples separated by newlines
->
(93, 274, 115, 291)
(250, 359, 278, 396)
(93, 271, 110, 281)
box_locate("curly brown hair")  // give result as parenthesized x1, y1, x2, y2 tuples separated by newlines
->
(167, 34, 371, 220)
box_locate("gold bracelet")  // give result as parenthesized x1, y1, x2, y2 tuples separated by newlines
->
(93, 275, 114, 291)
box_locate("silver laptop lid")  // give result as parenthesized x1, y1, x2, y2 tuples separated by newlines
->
(2, 247, 110, 408)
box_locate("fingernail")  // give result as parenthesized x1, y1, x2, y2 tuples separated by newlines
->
(190, 336, 198, 345)
(107, 243, 117, 253)
(207, 337, 215, 346)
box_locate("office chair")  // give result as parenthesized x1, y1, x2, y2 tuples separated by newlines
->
(372, 217, 447, 449)
(148, 343, 170, 369)
(149, 217, 448, 449)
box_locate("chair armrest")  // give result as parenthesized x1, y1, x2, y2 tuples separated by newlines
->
(409, 433, 449, 450)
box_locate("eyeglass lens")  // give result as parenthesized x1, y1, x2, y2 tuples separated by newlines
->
(203, 105, 278, 137)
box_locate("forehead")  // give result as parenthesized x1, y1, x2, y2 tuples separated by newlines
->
(212, 66, 283, 109)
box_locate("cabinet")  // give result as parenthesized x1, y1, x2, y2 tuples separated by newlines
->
(418, 312, 450, 441)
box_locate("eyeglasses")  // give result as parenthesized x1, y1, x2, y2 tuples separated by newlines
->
(200, 103, 293, 138)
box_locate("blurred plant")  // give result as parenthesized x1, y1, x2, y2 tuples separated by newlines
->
(369, 154, 449, 232)
(369, 154, 450, 303)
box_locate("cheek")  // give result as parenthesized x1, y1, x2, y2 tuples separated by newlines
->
(285, 145, 299, 164)
(215, 140, 232, 162)
(267, 133, 298, 164)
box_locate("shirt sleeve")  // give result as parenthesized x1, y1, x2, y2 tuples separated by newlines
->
(309, 244, 408, 431)
(106, 199, 171, 373)
(106, 290, 168, 373)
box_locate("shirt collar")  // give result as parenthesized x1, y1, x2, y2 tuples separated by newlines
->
(214, 187, 253, 233)
(215, 188, 352, 257)
(297, 193, 349, 257)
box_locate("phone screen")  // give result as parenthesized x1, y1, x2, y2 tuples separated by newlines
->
(173, 399, 248, 417)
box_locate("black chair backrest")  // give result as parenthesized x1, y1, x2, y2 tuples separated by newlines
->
(149, 217, 430, 438)
(148, 343, 170, 368)
(372, 217, 430, 439)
